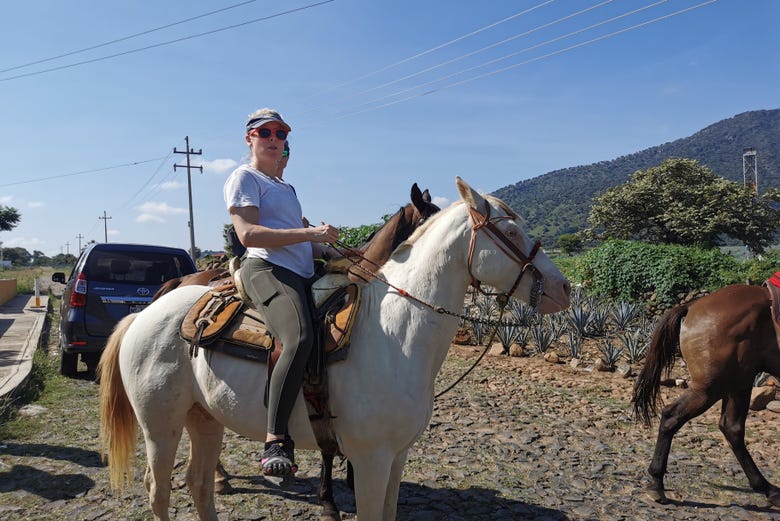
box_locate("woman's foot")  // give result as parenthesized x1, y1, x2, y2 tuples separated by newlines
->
(262, 438, 297, 476)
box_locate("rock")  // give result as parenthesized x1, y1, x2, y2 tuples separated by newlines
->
(593, 358, 612, 372)
(18, 404, 48, 416)
(617, 364, 632, 378)
(508, 343, 525, 357)
(750, 386, 776, 411)
(569, 358, 582, 369)
(765, 400, 780, 413)
(452, 327, 473, 345)
(675, 378, 688, 388)
(489, 344, 505, 356)
(543, 351, 560, 364)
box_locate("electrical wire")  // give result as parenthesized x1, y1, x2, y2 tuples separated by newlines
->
(0, 157, 168, 187)
(0, 0, 260, 74)
(0, 1, 335, 82)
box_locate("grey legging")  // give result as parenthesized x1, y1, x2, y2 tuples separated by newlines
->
(242, 257, 315, 436)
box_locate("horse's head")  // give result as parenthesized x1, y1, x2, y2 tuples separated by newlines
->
(347, 183, 441, 283)
(455, 177, 570, 314)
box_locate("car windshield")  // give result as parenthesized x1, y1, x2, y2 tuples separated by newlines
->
(83, 250, 194, 284)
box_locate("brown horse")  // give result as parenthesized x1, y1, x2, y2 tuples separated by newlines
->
(633, 283, 780, 507)
(151, 182, 439, 520)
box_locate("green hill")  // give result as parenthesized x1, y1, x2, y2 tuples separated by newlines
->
(492, 109, 780, 246)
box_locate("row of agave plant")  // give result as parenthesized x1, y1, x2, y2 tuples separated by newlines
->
(459, 286, 657, 370)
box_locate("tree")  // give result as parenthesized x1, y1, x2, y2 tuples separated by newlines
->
(0, 205, 21, 231)
(557, 233, 583, 255)
(585, 158, 780, 253)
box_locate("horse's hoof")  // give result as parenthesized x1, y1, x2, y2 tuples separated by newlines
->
(214, 480, 234, 495)
(767, 489, 780, 507)
(644, 486, 669, 504)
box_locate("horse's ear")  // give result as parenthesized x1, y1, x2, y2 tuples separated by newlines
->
(421, 189, 431, 203)
(411, 183, 425, 211)
(456, 177, 487, 211)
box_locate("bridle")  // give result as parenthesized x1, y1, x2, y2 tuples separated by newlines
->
(466, 203, 545, 310)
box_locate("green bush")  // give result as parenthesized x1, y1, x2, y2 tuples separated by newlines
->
(574, 240, 740, 309)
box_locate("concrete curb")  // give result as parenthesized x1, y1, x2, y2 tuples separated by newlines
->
(0, 295, 50, 399)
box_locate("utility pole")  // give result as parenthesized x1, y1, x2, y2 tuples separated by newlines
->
(76, 233, 84, 253)
(65, 241, 70, 255)
(174, 136, 203, 262)
(99, 211, 111, 243)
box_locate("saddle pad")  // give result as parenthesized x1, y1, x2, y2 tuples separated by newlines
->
(770, 272, 780, 288)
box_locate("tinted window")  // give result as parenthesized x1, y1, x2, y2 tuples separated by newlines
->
(83, 250, 195, 284)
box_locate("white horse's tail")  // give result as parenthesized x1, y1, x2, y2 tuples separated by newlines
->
(97, 313, 139, 490)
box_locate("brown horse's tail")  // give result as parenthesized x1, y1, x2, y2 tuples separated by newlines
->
(97, 314, 139, 490)
(632, 304, 689, 426)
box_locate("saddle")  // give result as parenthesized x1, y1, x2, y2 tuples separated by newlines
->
(180, 272, 361, 363)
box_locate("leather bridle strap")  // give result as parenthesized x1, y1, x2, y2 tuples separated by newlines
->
(466, 204, 544, 306)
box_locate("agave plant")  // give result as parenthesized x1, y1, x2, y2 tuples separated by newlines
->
(508, 299, 536, 327)
(588, 304, 610, 337)
(610, 301, 642, 330)
(531, 322, 556, 354)
(567, 330, 582, 359)
(599, 338, 624, 370)
(496, 318, 522, 354)
(616, 328, 647, 364)
(567, 302, 592, 338)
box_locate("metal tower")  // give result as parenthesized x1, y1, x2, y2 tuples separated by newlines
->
(743, 147, 757, 195)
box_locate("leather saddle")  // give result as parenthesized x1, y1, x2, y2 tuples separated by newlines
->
(180, 272, 361, 365)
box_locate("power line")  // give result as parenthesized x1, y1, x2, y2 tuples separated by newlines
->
(0, 0, 260, 74)
(0, 157, 168, 187)
(327, 0, 670, 118)
(315, 0, 719, 123)
(0, 1, 335, 82)
(299, 0, 556, 107)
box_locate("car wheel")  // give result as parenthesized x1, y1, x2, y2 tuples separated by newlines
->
(60, 352, 79, 377)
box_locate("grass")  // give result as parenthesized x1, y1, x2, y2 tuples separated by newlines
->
(0, 266, 56, 294)
(0, 292, 62, 439)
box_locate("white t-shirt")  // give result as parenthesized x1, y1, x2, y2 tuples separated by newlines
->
(223, 165, 314, 278)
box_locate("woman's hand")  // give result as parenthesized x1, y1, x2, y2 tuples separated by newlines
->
(309, 223, 339, 243)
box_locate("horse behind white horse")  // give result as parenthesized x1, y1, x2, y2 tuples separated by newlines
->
(99, 177, 571, 521)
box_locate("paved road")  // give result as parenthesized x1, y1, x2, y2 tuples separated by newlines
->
(0, 294, 49, 399)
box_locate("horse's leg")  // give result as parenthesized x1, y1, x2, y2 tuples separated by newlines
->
(140, 425, 184, 521)
(382, 449, 409, 521)
(646, 388, 717, 503)
(214, 459, 233, 495)
(184, 404, 224, 521)
(720, 389, 780, 506)
(350, 449, 394, 521)
(318, 451, 340, 521)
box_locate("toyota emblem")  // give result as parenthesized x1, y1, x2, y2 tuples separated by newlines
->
(137, 287, 151, 296)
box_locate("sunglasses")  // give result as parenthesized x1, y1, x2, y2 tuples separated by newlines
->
(251, 128, 288, 140)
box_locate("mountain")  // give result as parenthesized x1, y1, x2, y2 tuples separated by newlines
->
(492, 109, 780, 246)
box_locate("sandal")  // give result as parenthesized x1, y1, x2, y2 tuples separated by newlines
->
(262, 438, 298, 476)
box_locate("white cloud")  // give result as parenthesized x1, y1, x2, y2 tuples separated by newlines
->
(0, 196, 13, 204)
(159, 180, 185, 190)
(202, 158, 238, 175)
(432, 196, 450, 209)
(135, 201, 187, 224)
(27, 201, 45, 208)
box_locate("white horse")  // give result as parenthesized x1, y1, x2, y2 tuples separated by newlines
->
(99, 177, 571, 521)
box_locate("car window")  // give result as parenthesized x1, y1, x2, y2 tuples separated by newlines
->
(84, 250, 195, 284)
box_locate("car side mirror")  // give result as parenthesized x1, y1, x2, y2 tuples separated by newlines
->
(52, 272, 66, 284)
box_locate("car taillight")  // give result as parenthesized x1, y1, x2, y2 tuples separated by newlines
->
(70, 272, 88, 307)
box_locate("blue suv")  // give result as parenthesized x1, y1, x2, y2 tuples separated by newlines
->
(52, 243, 197, 377)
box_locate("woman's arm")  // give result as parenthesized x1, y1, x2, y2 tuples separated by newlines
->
(229, 206, 337, 248)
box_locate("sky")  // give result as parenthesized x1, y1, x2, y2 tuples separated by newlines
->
(1, 0, 778, 258)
